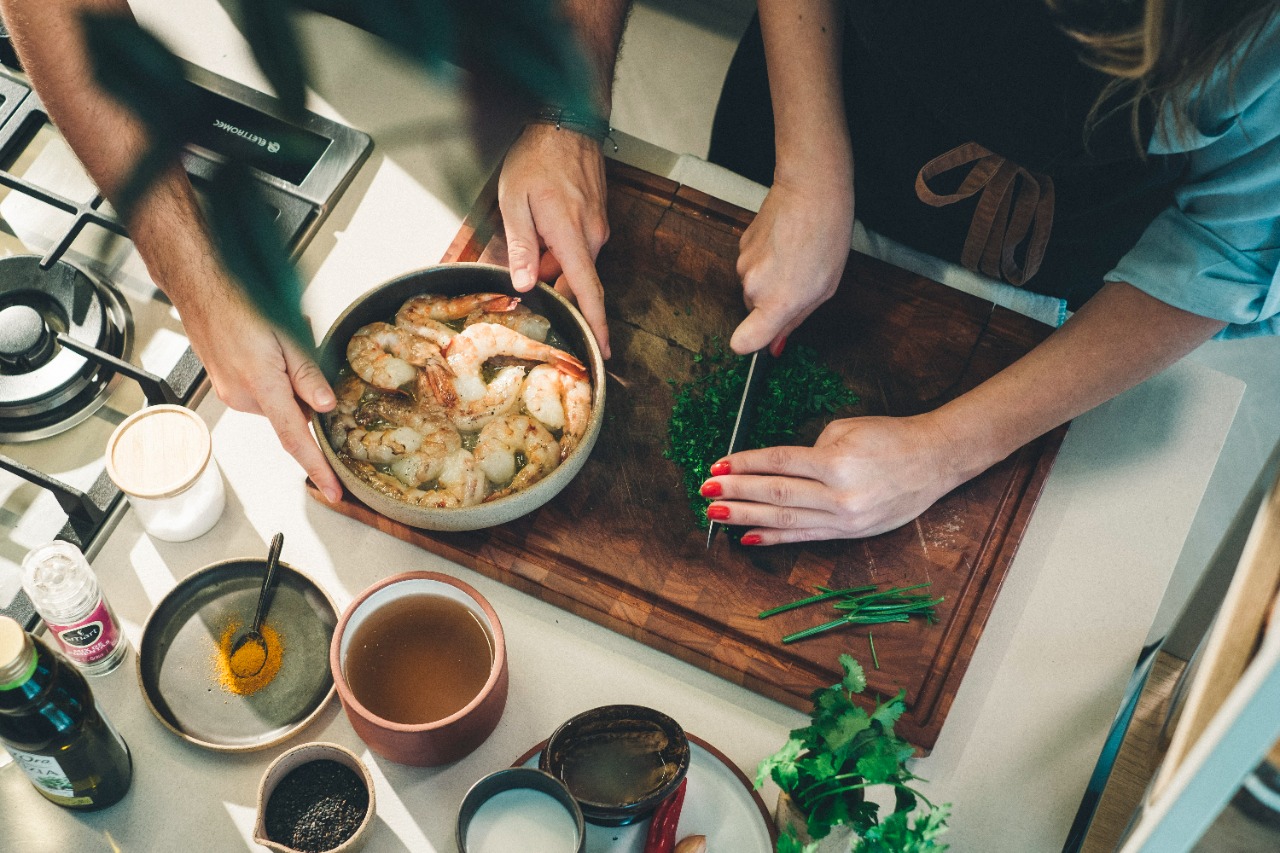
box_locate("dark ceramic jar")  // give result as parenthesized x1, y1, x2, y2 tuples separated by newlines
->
(541, 704, 690, 826)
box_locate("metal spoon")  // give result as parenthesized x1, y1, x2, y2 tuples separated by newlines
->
(229, 532, 284, 678)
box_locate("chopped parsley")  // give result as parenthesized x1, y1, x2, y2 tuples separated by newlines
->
(664, 341, 860, 529)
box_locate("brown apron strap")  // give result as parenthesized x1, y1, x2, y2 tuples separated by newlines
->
(914, 143, 1055, 286)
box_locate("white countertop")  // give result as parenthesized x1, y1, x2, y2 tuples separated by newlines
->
(0, 3, 1247, 850)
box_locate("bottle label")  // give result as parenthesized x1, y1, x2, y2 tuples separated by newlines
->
(46, 598, 120, 666)
(2, 745, 92, 805)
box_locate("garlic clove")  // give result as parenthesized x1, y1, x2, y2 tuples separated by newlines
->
(674, 835, 708, 853)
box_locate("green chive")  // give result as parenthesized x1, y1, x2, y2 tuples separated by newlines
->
(769, 583, 943, 649)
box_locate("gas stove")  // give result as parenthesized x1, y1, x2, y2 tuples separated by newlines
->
(0, 62, 371, 629)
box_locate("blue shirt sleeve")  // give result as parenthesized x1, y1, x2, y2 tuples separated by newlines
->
(1105, 11, 1280, 339)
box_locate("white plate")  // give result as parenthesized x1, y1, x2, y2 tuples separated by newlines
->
(519, 734, 775, 853)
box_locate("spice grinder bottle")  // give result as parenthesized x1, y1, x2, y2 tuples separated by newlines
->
(21, 541, 127, 676)
(0, 615, 133, 810)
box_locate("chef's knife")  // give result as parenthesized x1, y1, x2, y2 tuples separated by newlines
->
(707, 348, 774, 547)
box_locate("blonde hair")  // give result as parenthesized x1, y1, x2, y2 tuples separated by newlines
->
(1049, 0, 1279, 148)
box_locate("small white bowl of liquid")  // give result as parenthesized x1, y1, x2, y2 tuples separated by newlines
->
(457, 767, 585, 853)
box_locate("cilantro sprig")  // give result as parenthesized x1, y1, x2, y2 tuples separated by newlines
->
(665, 342, 859, 530)
(756, 655, 950, 853)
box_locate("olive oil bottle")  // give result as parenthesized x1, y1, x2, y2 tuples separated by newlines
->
(0, 615, 132, 810)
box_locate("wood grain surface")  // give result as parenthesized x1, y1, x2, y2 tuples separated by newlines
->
(312, 160, 1067, 749)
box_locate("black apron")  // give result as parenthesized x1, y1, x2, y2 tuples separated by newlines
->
(708, 1, 1188, 309)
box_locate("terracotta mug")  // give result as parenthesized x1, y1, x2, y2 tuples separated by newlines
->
(329, 571, 508, 766)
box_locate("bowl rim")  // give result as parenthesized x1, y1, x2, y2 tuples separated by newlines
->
(539, 703, 692, 813)
(135, 557, 338, 753)
(307, 262, 606, 527)
(455, 766, 586, 853)
(328, 570, 508, 733)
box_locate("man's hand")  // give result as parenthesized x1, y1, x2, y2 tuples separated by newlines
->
(497, 123, 612, 357)
(183, 283, 342, 503)
(731, 174, 853, 355)
(0, 0, 345, 498)
(488, 0, 629, 359)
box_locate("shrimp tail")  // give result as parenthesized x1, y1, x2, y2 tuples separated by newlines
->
(551, 351, 588, 381)
(417, 366, 459, 411)
(479, 294, 521, 313)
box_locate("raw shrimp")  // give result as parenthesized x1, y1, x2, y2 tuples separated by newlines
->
(395, 292, 520, 347)
(520, 364, 592, 460)
(326, 374, 372, 450)
(348, 449, 488, 508)
(346, 322, 449, 392)
(463, 302, 551, 342)
(351, 395, 463, 487)
(474, 414, 560, 500)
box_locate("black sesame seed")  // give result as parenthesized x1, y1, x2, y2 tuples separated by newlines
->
(264, 759, 369, 852)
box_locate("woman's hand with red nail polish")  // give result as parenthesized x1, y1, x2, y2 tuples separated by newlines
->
(709, 460, 731, 477)
(701, 414, 966, 546)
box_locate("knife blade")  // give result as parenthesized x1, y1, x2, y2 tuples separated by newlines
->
(707, 348, 773, 547)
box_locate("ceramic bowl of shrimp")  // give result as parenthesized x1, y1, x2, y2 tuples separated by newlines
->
(312, 263, 606, 531)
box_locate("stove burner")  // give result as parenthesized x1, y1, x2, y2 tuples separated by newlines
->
(0, 255, 131, 441)
(0, 304, 55, 370)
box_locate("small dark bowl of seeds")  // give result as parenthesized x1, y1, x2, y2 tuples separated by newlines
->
(254, 742, 375, 853)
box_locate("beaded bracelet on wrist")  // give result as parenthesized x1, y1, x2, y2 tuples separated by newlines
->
(528, 106, 619, 152)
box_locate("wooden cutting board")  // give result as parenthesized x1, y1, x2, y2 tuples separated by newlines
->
(312, 160, 1066, 750)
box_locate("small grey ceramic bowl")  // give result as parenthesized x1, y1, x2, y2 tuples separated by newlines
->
(312, 263, 606, 531)
(457, 767, 586, 853)
(540, 704, 690, 827)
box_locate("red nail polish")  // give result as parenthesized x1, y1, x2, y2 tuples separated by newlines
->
(769, 336, 787, 358)
(706, 505, 730, 520)
(740, 534, 763, 545)
(700, 481, 723, 498)
(709, 461, 731, 476)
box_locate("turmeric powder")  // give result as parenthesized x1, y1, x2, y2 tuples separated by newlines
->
(231, 638, 266, 677)
(214, 620, 283, 696)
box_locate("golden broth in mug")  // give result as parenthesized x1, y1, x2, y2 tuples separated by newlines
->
(344, 594, 494, 724)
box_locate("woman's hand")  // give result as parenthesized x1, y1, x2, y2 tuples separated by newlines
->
(732, 0, 853, 355)
(731, 174, 853, 355)
(496, 123, 612, 357)
(701, 414, 964, 543)
(703, 282, 1230, 544)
